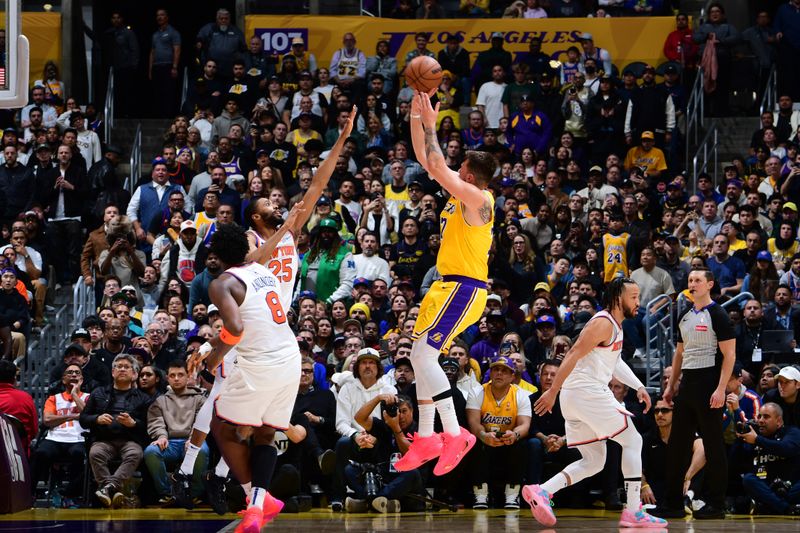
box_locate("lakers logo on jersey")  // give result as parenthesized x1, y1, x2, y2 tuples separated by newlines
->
(431, 332, 443, 343)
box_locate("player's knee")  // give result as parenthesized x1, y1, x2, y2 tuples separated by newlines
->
(252, 426, 276, 445)
(616, 425, 642, 448)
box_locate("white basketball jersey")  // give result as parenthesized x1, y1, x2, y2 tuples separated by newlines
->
(248, 229, 298, 314)
(562, 310, 623, 390)
(224, 262, 299, 365)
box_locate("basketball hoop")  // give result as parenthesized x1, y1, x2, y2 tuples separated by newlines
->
(0, 0, 30, 108)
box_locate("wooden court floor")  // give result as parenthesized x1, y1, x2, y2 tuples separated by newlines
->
(0, 508, 798, 532)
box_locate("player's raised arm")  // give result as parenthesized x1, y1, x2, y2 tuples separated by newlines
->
(247, 201, 307, 265)
(410, 92, 487, 212)
(291, 106, 357, 234)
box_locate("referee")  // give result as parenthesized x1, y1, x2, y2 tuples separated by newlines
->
(652, 268, 735, 519)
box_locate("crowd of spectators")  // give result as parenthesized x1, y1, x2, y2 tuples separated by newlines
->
(0, 1, 799, 517)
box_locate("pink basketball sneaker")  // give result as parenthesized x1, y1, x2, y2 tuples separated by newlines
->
(619, 505, 669, 528)
(433, 427, 476, 476)
(522, 484, 557, 526)
(393, 433, 443, 472)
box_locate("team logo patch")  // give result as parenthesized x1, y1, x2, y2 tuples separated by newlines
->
(431, 332, 443, 343)
(611, 341, 623, 351)
(695, 325, 708, 331)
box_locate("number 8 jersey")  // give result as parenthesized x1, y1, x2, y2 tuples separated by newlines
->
(247, 230, 299, 315)
(224, 262, 299, 365)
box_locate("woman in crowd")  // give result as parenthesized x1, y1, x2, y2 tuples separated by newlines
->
(742, 251, 780, 304)
(151, 211, 184, 262)
(138, 364, 166, 399)
(166, 294, 196, 340)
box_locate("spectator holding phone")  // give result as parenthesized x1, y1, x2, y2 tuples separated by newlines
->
(466, 356, 531, 509)
(80, 353, 151, 508)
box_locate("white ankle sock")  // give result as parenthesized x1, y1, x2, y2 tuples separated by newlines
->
(179, 443, 201, 475)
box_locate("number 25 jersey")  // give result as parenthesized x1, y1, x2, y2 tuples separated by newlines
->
(248, 230, 298, 315)
(224, 262, 298, 365)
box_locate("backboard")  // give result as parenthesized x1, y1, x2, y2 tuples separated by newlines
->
(0, 0, 29, 108)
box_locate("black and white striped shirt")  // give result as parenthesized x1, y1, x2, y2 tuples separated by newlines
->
(677, 302, 735, 369)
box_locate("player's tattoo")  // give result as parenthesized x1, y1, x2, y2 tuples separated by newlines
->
(478, 200, 492, 224)
(423, 125, 445, 165)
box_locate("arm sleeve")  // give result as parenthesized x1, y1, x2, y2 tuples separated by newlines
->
(127, 187, 142, 222)
(517, 389, 532, 417)
(330, 51, 341, 80)
(754, 430, 800, 457)
(613, 357, 645, 390)
(624, 100, 633, 136)
(328, 253, 356, 303)
(357, 52, 366, 79)
(600, 49, 612, 75)
(78, 393, 99, 427)
(710, 305, 736, 341)
(92, 133, 102, 164)
(335, 385, 359, 437)
(665, 96, 676, 131)
(146, 399, 168, 440)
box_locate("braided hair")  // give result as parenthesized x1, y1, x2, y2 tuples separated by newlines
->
(603, 277, 637, 313)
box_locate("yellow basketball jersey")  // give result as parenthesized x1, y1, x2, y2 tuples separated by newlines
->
(479, 383, 519, 433)
(437, 190, 494, 281)
(602, 232, 630, 282)
(768, 238, 800, 266)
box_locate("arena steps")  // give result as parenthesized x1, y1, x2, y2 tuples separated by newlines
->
(110, 118, 173, 177)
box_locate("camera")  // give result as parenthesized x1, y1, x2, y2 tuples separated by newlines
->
(770, 479, 792, 498)
(736, 419, 759, 434)
(568, 87, 577, 95)
(352, 461, 383, 499)
(381, 400, 397, 417)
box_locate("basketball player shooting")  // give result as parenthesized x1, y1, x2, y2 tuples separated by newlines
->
(523, 278, 668, 529)
(393, 91, 496, 475)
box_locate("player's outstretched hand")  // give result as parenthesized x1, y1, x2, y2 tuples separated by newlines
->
(636, 386, 652, 413)
(285, 200, 307, 228)
(416, 91, 440, 130)
(342, 105, 357, 137)
(534, 388, 557, 415)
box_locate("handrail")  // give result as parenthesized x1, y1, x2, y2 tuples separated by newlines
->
(21, 278, 86, 413)
(360, 0, 380, 16)
(128, 123, 142, 195)
(691, 119, 718, 192)
(643, 294, 673, 390)
(676, 291, 754, 316)
(103, 67, 114, 146)
(73, 276, 95, 329)
(684, 67, 704, 173)
(758, 65, 778, 117)
(180, 66, 189, 112)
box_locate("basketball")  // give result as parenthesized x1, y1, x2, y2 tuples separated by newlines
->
(405, 56, 443, 94)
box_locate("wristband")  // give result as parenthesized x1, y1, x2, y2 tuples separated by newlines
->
(199, 342, 213, 356)
(220, 327, 242, 345)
